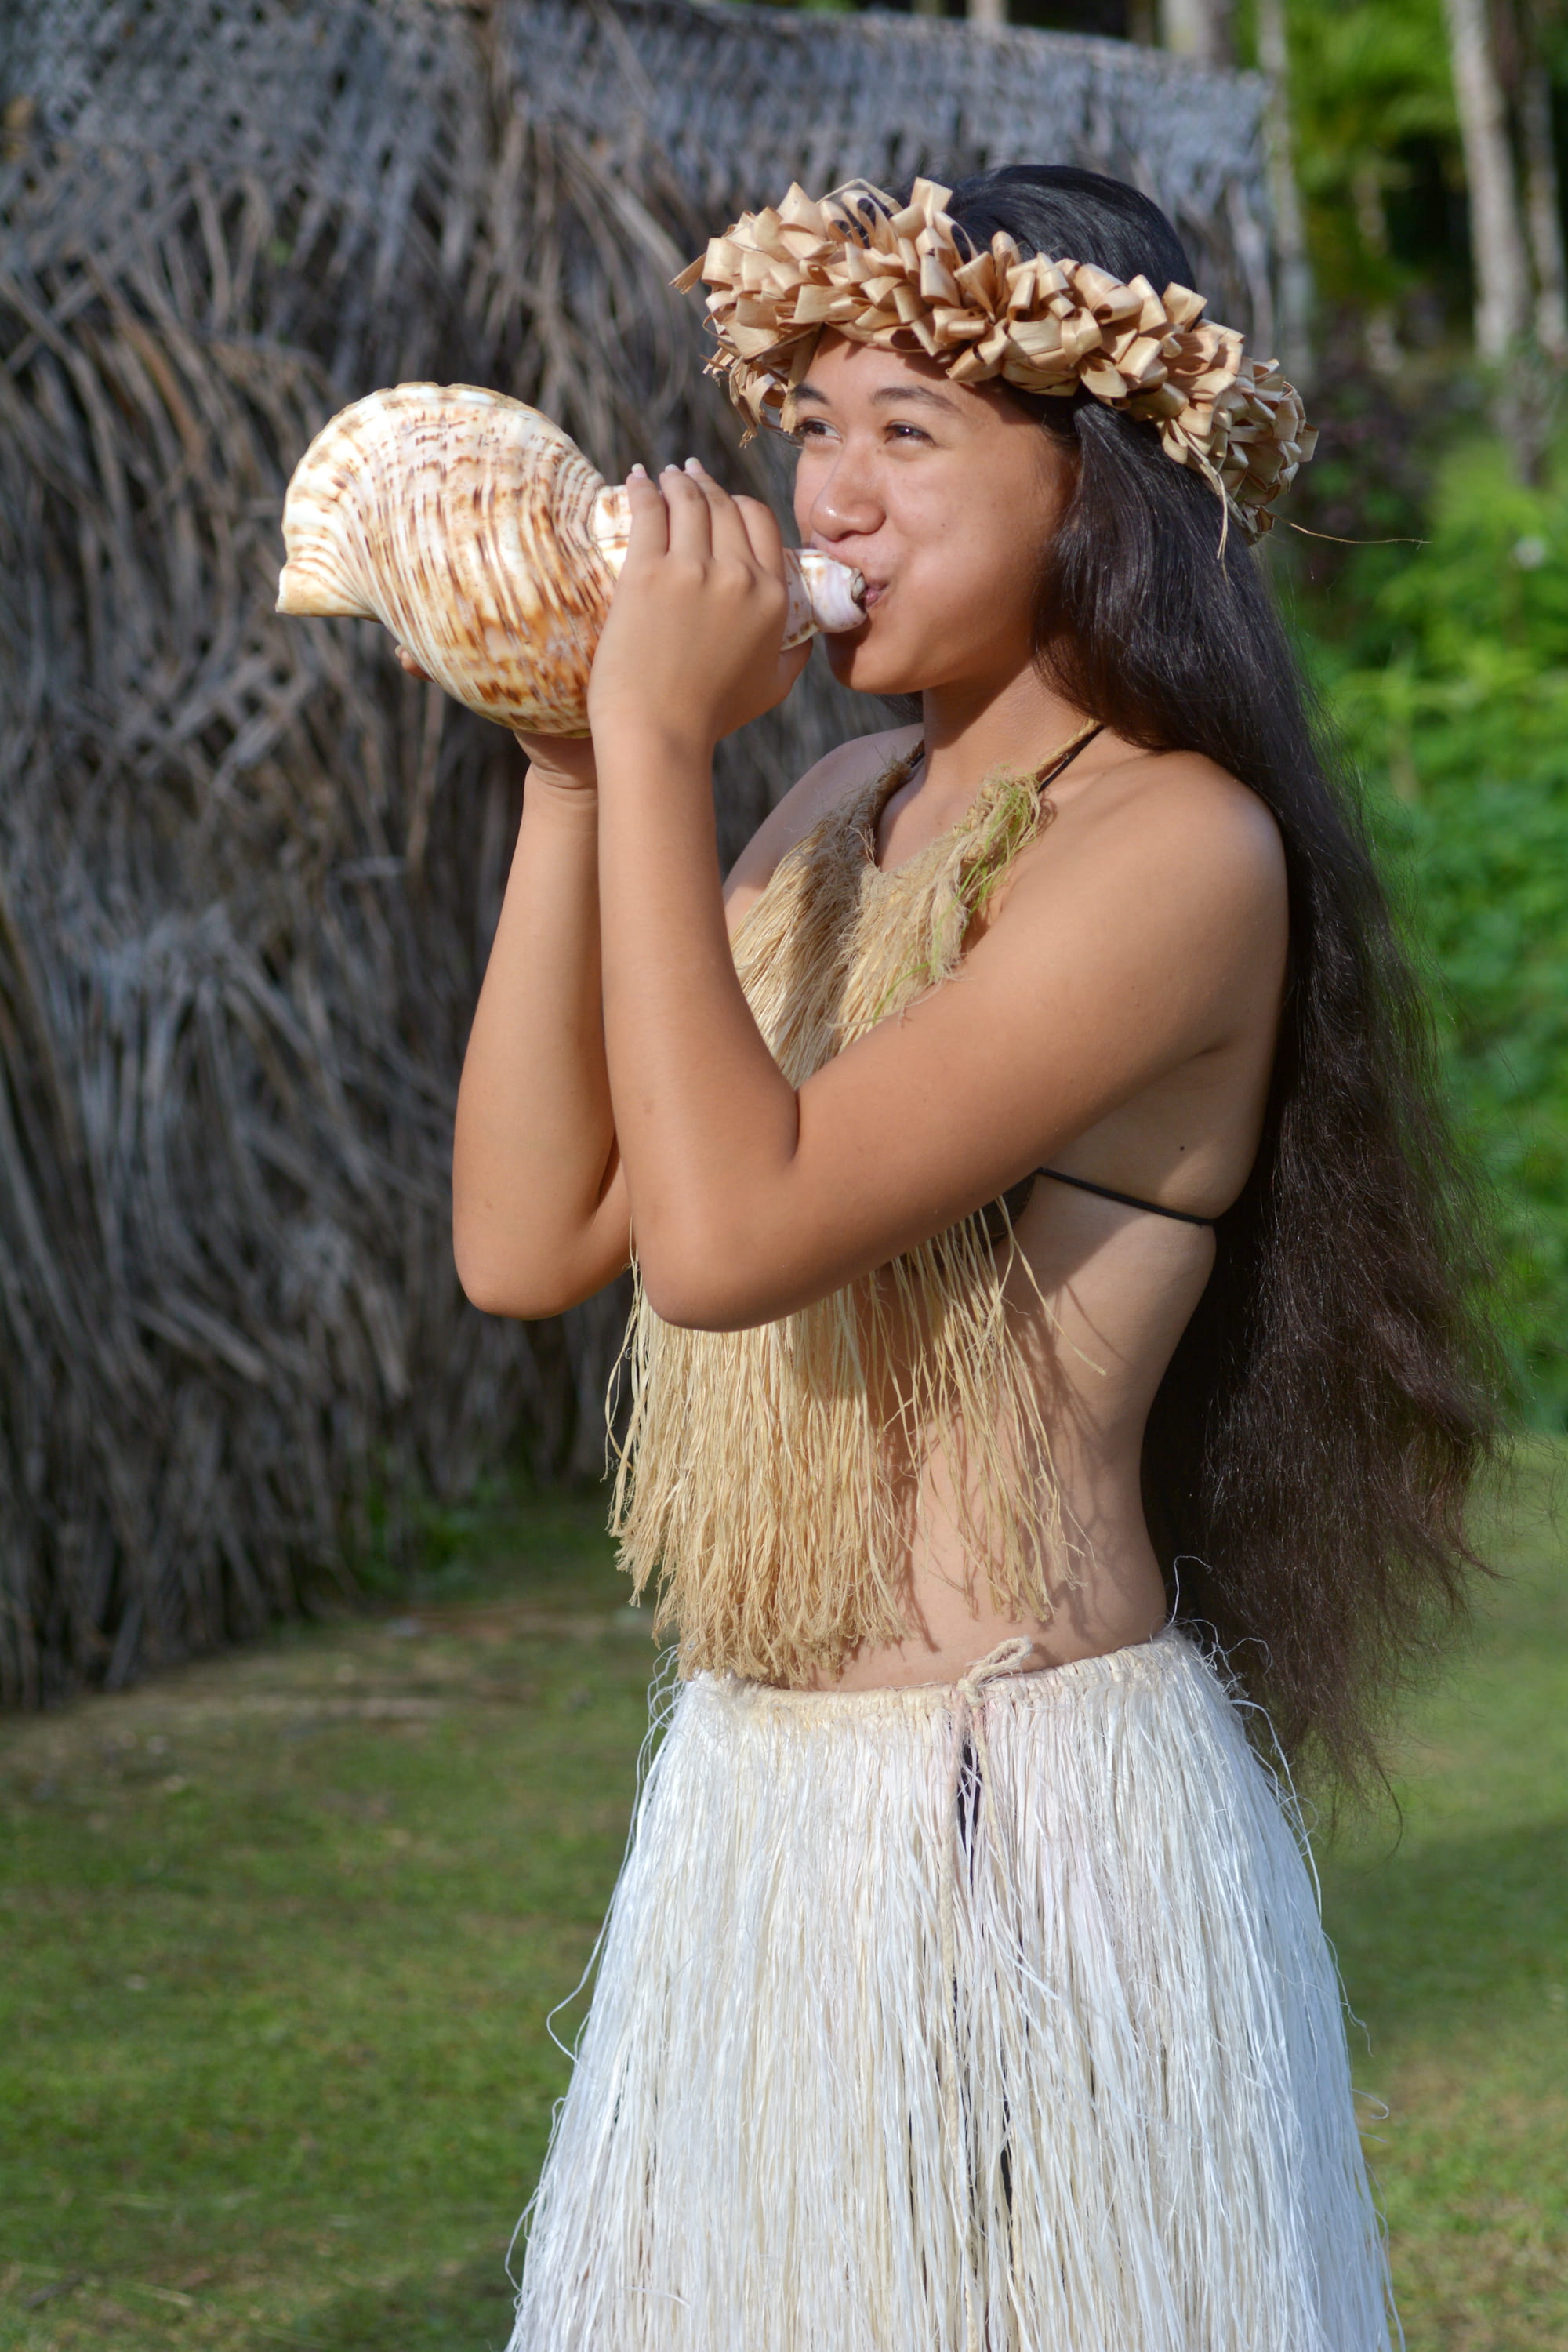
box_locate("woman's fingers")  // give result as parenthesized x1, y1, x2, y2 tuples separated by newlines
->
(659, 463, 716, 561)
(678, 459, 765, 568)
(622, 463, 669, 560)
(590, 453, 809, 745)
(629, 460, 788, 587)
(731, 492, 787, 578)
(680, 462, 790, 581)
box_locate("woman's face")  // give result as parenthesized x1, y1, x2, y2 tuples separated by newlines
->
(789, 333, 1069, 700)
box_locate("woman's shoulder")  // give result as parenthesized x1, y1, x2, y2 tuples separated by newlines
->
(723, 724, 920, 924)
(1022, 738, 1286, 908)
(965, 738, 1287, 993)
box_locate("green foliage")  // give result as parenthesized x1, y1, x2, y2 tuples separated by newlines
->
(1285, 0, 1465, 310)
(1310, 440, 1568, 1419)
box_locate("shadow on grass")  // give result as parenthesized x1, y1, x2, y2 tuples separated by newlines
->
(261, 2251, 518, 2351)
(1324, 1813, 1568, 2038)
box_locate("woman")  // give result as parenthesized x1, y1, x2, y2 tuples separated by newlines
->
(454, 168, 1494, 2350)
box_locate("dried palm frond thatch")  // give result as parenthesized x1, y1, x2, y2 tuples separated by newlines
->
(0, 0, 1274, 1703)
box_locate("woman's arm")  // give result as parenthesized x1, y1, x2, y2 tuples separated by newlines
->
(590, 466, 1287, 1332)
(449, 514, 818, 1319)
(452, 738, 631, 1318)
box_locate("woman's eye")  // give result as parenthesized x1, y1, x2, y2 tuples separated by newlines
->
(788, 416, 930, 447)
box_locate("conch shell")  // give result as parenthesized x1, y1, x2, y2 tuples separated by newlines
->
(276, 383, 865, 736)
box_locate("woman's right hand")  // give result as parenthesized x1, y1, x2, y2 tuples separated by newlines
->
(394, 643, 597, 793)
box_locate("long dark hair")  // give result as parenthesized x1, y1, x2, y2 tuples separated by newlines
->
(941, 165, 1501, 1788)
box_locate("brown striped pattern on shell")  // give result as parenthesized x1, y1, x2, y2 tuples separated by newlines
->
(278, 383, 613, 735)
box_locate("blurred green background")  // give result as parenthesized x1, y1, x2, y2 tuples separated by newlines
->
(1324, 439, 1568, 1418)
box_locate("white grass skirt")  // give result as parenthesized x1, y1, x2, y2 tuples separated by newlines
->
(508, 1632, 1397, 2351)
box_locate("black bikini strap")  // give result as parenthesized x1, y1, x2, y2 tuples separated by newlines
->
(960, 728, 1214, 1238)
(1035, 724, 1103, 789)
(902, 723, 1104, 797)
(1036, 1167, 1218, 1229)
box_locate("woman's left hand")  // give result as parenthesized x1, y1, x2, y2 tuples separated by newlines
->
(586, 461, 811, 758)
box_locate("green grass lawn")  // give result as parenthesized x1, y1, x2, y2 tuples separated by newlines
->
(1316, 1444, 1568, 2350)
(2, 1454, 1564, 2351)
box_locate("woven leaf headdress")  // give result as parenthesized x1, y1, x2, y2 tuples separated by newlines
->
(677, 176, 1315, 541)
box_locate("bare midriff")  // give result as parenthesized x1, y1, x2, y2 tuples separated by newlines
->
(797, 1171, 1217, 1691)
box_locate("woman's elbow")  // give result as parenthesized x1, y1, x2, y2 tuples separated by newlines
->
(636, 1229, 795, 1332)
(454, 1236, 587, 1321)
(456, 1261, 554, 1321)
(638, 1270, 724, 1330)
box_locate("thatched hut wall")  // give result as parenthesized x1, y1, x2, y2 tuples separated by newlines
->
(0, 0, 1273, 1701)
(511, 0, 1276, 344)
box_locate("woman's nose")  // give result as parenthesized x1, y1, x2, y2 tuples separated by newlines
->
(803, 456, 882, 543)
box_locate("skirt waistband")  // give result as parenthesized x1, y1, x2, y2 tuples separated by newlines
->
(695, 1624, 1197, 1726)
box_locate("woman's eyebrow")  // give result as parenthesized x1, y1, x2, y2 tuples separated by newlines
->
(791, 382, 960, 414)
(869, 383, 960, 413)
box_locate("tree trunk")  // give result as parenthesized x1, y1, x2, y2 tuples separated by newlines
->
(1519, 49, 1568, 358)
(1442, 0, 1532, 358)
(967, 0, 1008, 24)
(1254, 0, 1314, 384)
(1352, 161, 1403, 375)
(1160, 0, 1234, 69)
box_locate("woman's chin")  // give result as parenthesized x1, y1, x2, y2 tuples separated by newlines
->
(824, 634, 925, 700)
